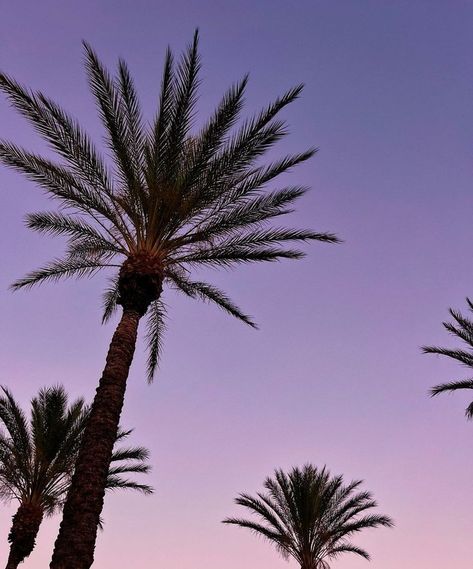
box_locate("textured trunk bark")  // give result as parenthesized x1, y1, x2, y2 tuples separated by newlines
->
(5, 555, 20, 569)
(50, 308, 141, 569)
(5, 557, 19, 569)
(6, 503, 43, 569)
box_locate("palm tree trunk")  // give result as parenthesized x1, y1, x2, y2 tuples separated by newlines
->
(4, 557, 18, 569)
(5, 503, 43, 569)
(5, 553, 20, 569)
(50, 308, 141, 569)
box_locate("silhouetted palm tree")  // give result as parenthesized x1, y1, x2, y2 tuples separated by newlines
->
(0, 31, 337, 568)
(423, 298, 473, 417)
(0, 386, 152, 569)
(223, 464, 393, 569)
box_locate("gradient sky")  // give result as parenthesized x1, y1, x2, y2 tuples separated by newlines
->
(1, 1, 473, 567)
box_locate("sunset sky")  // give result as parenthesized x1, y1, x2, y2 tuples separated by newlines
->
(1, 1, 473, 568)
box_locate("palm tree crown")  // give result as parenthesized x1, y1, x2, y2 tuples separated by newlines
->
(0, 386, 152, 568)
(0, 30, 338, 380)
(223, 464, 393, 569)
(423, 298, 473, 418)
(0, 386, 151, 510)
(0, 386, 88, 515)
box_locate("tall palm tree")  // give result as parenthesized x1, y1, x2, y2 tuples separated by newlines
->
(423, 298, 473, 416)
(0, 31, 338, 567)
(0, 386, 152, 569)
(223, 464, 393, 569)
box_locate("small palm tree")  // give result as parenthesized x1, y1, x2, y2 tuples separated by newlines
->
(0, 386, 152, 569)
(423, 298, 473, 416)
(223, 464, 393, 569)
(0, 31, 338, 567)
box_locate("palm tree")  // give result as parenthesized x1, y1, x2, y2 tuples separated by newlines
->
(223, 464, 393, 569)
(0, 386, 152, 569)
(0, 31, 338, 567)
(423, 298, 473, 416)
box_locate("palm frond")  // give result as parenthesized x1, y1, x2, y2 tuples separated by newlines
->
(430, 379, 473, 397)
(0, 142, 116, 222)
(218, 228, 337, 249)
(212, 149, 319, 213)
(110, 445, 150, 464)
(0, 388, 31, 469)
(173, 245, 305, 268)
(424, 300, 473, 420)
(145, 46, 174, 187)
(176, 186, 311, 248)
(166, 270, 257, 328)
(106, 428, 153, 495)
(144, 300, 167, 382)
(11, 258, 110, 290)
(117, 58, 145, 184)
(26, 211, 125, 253)
(329, 543, 370, 560)
(203, 84, 304, 194)
(223, 517, 290, 559)
(83, 42, 141, 205)
(181, 75, 248, 193)
(101, 273, 121, 323)
(104, 475, 153, 495)
(422, 346, 473, 368)
(163, 29, 201, 180)
(0, 72, 111, 193)
(236, 150, 317, 194)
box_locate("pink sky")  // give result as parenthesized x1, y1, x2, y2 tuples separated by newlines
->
(1, 1, 473, 567)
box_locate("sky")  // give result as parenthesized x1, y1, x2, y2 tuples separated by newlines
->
(0, 1, 473, 567)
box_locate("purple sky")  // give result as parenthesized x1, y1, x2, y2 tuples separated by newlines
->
(1, 1, 473, 567)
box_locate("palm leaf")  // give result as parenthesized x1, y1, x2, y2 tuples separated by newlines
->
(11, 259, 110, 290)
(144, 299, 167, 382)
(166, 269, 256, 328)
